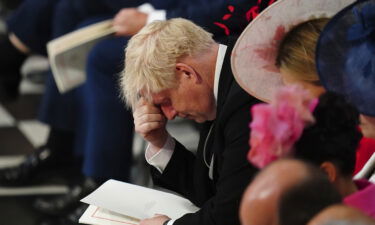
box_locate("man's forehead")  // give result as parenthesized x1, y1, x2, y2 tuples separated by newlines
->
(139, 89, 169, 104)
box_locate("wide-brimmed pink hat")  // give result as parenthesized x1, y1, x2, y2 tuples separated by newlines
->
(231, 0, 355, 103)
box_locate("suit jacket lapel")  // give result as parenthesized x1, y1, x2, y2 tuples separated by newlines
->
(217, 37, 237, 115)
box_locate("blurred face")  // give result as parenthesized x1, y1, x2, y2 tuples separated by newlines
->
(359, 114, 375, 139)
(308, 204, 375, 225)
(280, 67, 325, 97)
(150, 72, 216, 123)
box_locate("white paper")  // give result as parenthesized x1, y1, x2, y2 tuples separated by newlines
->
(79, 205, 140, 225)
(47, 20, 115, 93)
(354, 152, 375, 181)
(81, 180, 199, 220)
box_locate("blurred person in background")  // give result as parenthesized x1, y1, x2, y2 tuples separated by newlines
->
(231, 0, 374, 176)
(240, 159, 342, 225)
(308, 205, 375, 225)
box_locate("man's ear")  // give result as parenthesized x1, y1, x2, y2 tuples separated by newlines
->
(176, 63, 202, 83)
(320, 162, 338, 182)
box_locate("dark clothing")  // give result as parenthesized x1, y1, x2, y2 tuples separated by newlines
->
(6, 0, 57, 55)
(6, 0, 272, 182)
(6, 0, 144, 55)
(162, 0, 258, 37)
(8, 0, 136, 181)
(38, 35, 134, 181)
(81, 37, 134, 179)
(6, 0, 276, 54)
(151, 40, 259, 225)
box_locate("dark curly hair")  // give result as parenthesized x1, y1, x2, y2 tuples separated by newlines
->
(294, 92, 362, 177)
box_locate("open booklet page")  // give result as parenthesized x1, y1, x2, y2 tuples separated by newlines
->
(79, 180, 200, 224)
(47, 19, 115, 93)
(80, 205, 140, 225)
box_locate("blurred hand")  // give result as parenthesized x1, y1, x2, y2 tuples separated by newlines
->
(133, 98, 169, 149)
(113, 8, 147, 36)
(140, 214, 170, 225)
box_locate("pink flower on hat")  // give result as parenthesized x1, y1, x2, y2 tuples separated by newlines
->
(248, 85, 318, 168)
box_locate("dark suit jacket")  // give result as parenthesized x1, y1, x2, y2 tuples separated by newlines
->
(154, 0, 276, 39)
(151, 39, 259, 225)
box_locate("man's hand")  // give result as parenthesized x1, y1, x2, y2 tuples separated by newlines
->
(113, 8, 147, 36)
(140, 215, 170, 225)
(133, 98, 169, 149)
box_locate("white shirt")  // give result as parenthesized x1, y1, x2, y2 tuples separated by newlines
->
(137, 3, 167, 24)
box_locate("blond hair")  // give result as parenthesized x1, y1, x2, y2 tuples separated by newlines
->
(120, 18, 215, 108)
(276, 18, 329, 83)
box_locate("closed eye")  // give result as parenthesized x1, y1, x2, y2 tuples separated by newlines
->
(153, 98, 172, 109)
(160, 99, 172, 107)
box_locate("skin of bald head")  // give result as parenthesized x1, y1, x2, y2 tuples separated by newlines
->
(239, 159, 310, 225)
(308, 204, 375, 225)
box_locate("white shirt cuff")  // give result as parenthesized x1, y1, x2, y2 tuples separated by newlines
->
(145, 135, 175, 173)
(167, 219, 175, 225)
(147, 10, 166, 24)
(137, 3, 154, 14)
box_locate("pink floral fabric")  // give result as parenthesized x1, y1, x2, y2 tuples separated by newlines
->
(248, 85, 318, 168)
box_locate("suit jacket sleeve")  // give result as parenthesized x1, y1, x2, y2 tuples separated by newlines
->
(150, 140, 202, 202)
(177, 100, 257, 225)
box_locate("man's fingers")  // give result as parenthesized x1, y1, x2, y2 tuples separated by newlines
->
(135, 121, 164, 135)
(134, 104, 162, 118)
(133, 97, 168, 144)
(134, 113, 165, 133)
(136, 114, 165, 125)
(136, 97, 154, 109)
(113, 8, 130, 23)
(136, 97, 147, 106)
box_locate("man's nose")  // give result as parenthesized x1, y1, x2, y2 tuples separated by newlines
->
(161, 106, 177, 120)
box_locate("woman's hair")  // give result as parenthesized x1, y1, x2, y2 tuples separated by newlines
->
(294, 92, 362, 177)
(276, 18, 330, 83)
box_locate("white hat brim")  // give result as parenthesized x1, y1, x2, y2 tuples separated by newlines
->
(231, 0, 355, 102)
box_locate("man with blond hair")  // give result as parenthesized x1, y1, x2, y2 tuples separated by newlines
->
(121, 18, 258, 225)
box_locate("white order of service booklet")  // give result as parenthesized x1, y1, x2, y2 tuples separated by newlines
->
(47, 19, 115, 93)
(79, 179, 200, 225)
(46, 3, 155, 94)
